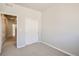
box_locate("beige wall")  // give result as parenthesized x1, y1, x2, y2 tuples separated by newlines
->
(41, 4, 79, 56)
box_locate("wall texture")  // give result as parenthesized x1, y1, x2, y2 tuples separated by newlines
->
(0, 4, 41, 48)
(41, 4, 79, 56)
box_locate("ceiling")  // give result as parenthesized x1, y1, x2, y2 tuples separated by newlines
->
(15, 3, 79, 12)
(15, 3, 53, 11)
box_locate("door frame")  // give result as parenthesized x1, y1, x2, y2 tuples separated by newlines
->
(0, 13, 17, 47)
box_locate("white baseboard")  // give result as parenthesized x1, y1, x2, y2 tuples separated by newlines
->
(17, 41, 39, 48)
(17, 43, 26, 48)
(39, 41, 75, 56)
(26, 41, 39, 46)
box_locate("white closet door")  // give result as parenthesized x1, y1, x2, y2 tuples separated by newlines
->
(17, 16, 26, 48)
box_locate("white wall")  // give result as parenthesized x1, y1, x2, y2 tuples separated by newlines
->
(0, 14, 3, 53)
(0, 4, 4, 53)
(0, 4, 41, 48)
(41, 4, 79, 56)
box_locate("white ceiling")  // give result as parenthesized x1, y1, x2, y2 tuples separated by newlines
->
(15, 3, 53, 11)
(15, 3, 79, 12)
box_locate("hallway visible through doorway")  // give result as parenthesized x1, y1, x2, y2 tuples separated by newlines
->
(1, 14, 17, 49)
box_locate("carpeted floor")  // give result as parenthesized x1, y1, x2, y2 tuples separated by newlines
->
(1, 38, 69, 56)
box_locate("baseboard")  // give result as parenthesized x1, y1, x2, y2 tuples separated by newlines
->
(26, 41, 39, 45)
(17, 41, 39, 48)
(17, 43, 26, 48)
(39, 41, 75, 56)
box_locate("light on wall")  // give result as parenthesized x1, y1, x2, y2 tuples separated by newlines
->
(12, 24, 16, 36)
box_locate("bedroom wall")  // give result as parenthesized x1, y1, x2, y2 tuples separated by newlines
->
(0, 4, 4, 52)
(41, 4, 79, 56)
(0, 4, 41, 48)
(0, 14, 3, 53)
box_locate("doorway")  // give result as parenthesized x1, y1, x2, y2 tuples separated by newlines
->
(1, 14, 17, 47)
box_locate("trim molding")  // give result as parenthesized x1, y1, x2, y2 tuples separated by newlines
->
(17, 43, 26, 48)
(39, 41, 75, 56)
(17, 41, 39, 48)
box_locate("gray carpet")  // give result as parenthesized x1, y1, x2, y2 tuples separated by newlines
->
(1, 39, 69, 56)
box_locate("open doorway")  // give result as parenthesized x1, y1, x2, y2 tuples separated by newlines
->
(1, 14, 17, 47)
